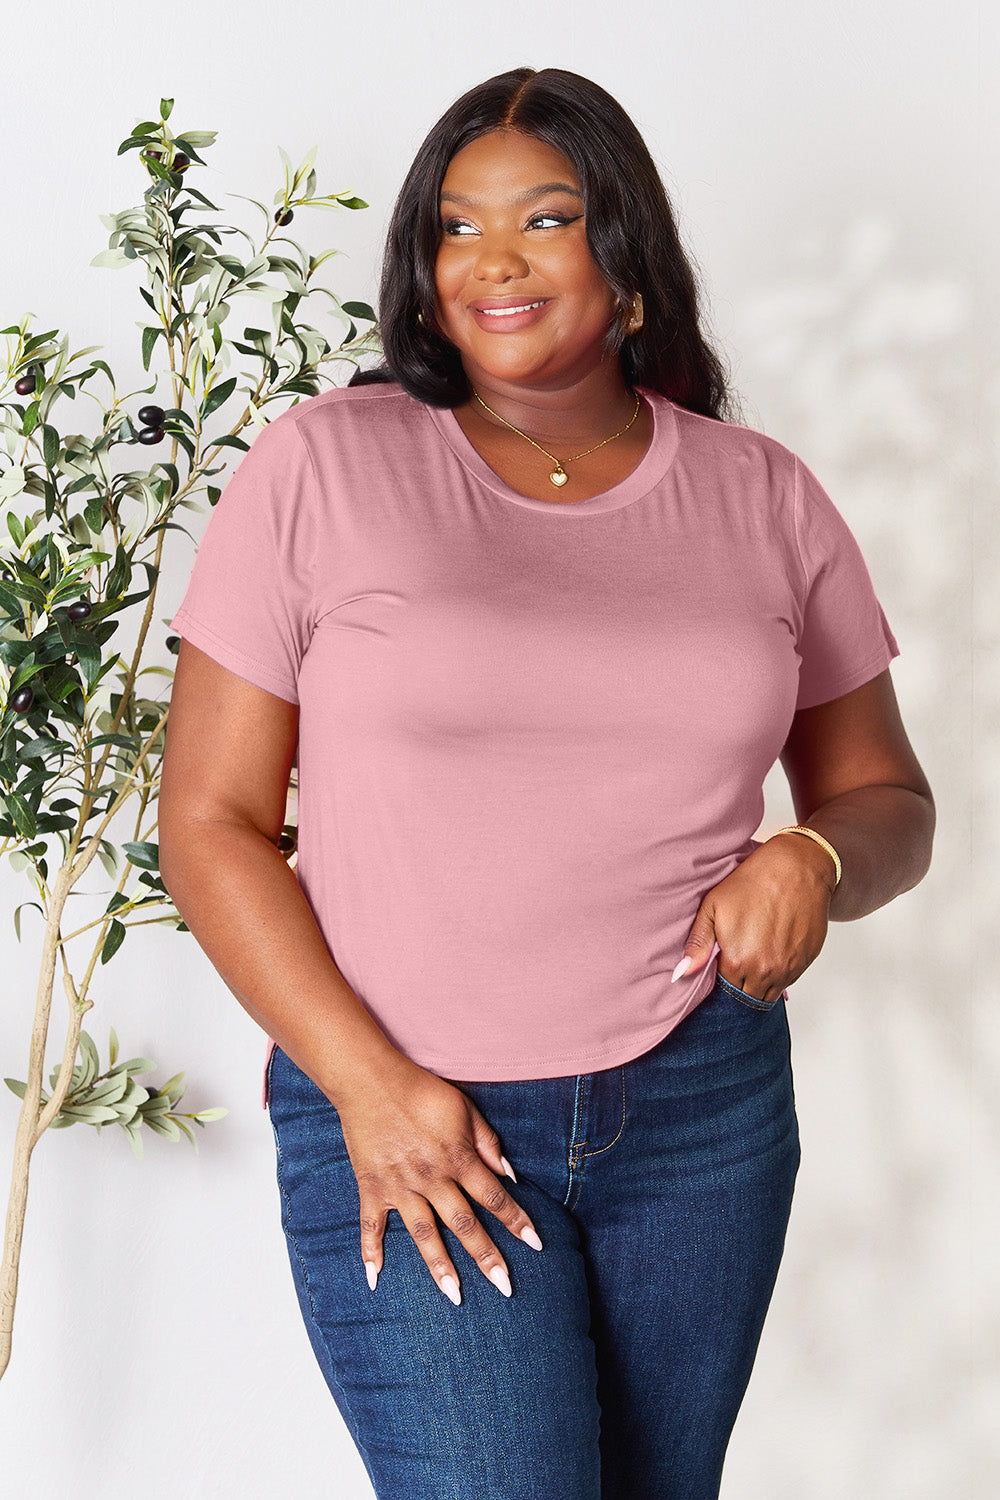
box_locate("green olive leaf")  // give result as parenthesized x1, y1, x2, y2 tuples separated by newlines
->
(6, 792, 36, 841)
(100, 918, 126, 964)
(198, 376, 237, 420)
(121, 840, 159, 871)
(141, 326, 161, 371)
(122, 1057, 156, 1077)
(58, 1103, 120, 1124)
(12, 901, 44, 941)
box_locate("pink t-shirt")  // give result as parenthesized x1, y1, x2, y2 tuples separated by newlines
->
(170, 383, 898, 1092)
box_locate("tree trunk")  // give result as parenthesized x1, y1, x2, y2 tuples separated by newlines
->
(0, 862, 73, 1379)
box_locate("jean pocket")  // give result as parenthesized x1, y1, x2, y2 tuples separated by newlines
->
(714, 971, 781, 1012)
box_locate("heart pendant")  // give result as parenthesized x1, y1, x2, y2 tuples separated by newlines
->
(549, 469, 568, 487)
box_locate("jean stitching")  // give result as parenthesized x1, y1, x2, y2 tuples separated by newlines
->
(581, 1065, 627, 1159)
(716, 973, 777, 1011)
(564, 1074, 586, 1205)
(731, 991, 772, 1011)
(270, 1083, 374, 1476)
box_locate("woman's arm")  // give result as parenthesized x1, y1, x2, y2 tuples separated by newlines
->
(777, 668, 935, 920)
(158, 644, 398, 1096)
(159, 640, 543, 1302)
(675, 669, 935, 1003)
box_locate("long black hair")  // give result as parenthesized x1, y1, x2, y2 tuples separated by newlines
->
(352, 67, 735, 421)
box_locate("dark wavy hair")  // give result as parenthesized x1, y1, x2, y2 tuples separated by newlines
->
(351, 67, 735, 421)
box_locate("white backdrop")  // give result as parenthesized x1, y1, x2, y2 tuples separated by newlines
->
(1, 1, 994, 1495)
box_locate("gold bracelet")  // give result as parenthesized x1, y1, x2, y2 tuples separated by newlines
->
(770, 825, 842, 887)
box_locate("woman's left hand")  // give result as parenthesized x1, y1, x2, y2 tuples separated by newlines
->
(673, 834, 838, 1006)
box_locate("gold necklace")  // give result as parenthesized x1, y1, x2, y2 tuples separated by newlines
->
(471, 388, 642, 488)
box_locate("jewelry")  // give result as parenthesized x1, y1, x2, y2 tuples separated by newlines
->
(624, 292, 644, 335)
(471, 387, 642, 488)
(770, 825, 842, 887)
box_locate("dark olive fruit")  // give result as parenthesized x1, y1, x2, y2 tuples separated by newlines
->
(10, 685, 34, 713)
(137, 404, 164, 426)
(137, 426, 165, 445)
(145, 1085, 159, 1099)
(165, 635, 180, 654)
(277, 833, 296, 853)
(172, 154, 189, 172)
(67, 599, 92, 622)
(15, 370, 37, 395)
(275, 208, 294, 226)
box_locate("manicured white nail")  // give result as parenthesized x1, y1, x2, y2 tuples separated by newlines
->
(520, 1225, 543, 1252)
(440, 1274, 461, 1306)
(671, 956, 693, 983)
(365, 1261, 378, 1292)
(500, 1155, 517, 1182)
(489, 1265, 513, 1298)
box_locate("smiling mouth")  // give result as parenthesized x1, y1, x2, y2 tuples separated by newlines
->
(476, 300, 548, 317)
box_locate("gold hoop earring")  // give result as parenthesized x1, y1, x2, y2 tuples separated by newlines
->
(416, 309, 426, 328)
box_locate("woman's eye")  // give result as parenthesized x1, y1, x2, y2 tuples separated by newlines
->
(439, 212, 581, 236)
(527, 212, 579, 229)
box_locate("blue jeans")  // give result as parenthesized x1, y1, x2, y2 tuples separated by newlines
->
(266, 974, 800, 1499)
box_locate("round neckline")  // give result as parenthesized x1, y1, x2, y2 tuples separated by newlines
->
(425, 386, 680, 516)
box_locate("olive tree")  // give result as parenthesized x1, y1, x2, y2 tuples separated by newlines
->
(0, 98, 377, 1378)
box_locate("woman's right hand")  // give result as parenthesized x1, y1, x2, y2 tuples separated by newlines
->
(334, 1057, 544, 1304)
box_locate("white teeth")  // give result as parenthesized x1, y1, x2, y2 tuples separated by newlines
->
(479, 301, 545, 317)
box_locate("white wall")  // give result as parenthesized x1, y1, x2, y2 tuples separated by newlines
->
(1, 1, 994, 1494)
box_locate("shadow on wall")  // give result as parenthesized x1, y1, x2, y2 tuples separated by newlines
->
(733, 211, 984, 978)
(722, 215, 992, 1497)
(734, 213, 975, 631)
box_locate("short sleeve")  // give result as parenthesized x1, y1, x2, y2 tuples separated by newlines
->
(169, 410, 317, 704)
(793, 455, 900, 711)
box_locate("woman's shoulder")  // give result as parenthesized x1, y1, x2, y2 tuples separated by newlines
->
(274, 379, 433, 454)
(654, 392, 802, 481)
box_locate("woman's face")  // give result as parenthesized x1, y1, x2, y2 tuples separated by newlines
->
(433, 130, 621, 393)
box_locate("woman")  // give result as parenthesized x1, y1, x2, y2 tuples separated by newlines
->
(159, 67, 934, 1499)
